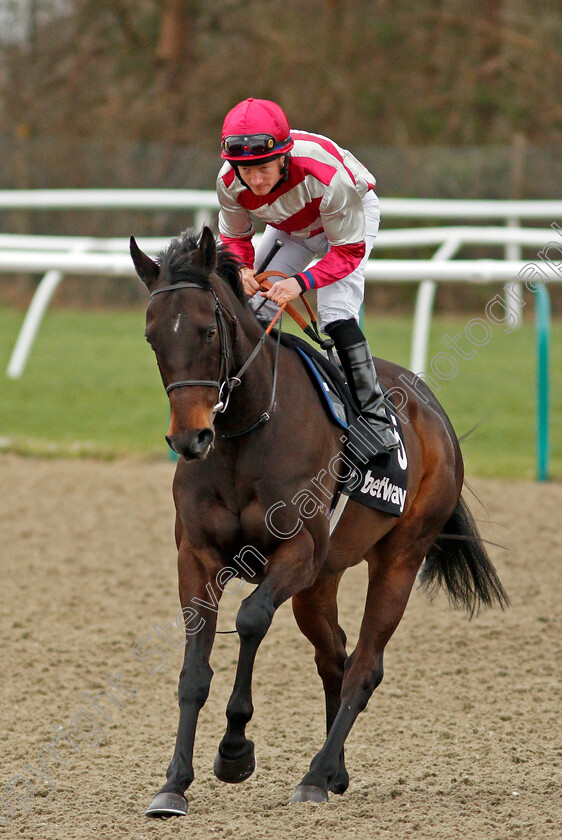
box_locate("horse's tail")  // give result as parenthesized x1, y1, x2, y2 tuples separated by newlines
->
(419, 494, 509, 617)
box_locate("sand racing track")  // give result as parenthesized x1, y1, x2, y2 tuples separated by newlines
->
(0, 454, 560, 840)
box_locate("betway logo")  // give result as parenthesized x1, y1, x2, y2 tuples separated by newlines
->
(359, 471, 406, 511)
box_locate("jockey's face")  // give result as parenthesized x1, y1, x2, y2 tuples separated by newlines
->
(238, 157, 285, 195)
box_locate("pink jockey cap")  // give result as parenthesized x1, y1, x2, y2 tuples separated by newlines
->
(221, 98, 294, 162)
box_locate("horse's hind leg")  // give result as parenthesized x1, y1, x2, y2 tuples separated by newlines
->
(291, 527, 438, 803)
(292, 569, 350, 795)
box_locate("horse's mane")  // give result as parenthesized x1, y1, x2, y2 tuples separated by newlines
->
(217, 246, 247, 305)
(157, 231, 247, 305)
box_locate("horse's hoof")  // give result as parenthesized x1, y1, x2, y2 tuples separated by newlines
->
(145, 792, 188, 818)
(213, 744, 256, 783)
(290, 784, 329, 804)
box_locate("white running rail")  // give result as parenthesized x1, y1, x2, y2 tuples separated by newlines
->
(1, 192, 561, 378)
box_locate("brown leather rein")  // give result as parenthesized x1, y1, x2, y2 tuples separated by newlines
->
(256, 272, 330, 349)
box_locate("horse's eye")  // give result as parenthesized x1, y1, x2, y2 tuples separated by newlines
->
(207, 326, 218, 342)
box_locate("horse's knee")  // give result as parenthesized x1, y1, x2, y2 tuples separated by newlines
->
(235, 595, 274, 640)
(315, 647, 347, 693)
(363, 659, 384, 697)
(343, 654, 384, 713)
(178, 660, 213, 705)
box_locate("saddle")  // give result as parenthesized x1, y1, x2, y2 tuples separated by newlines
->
(255, 273, 407, 517)
(280, 333, 408, 518)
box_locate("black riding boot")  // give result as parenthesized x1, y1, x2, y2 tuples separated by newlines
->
(325, 318, 400, 455)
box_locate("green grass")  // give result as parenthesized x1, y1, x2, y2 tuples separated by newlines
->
(0, 305, 560, 479)
(361, 313, 562, 480)
(0, 307, 163, 457)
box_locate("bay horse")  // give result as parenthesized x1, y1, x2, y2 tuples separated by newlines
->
(130, 228, 507, 817)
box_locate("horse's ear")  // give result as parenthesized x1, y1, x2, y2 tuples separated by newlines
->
(195, 226, 217, 272)
(130, 236, 159, 291)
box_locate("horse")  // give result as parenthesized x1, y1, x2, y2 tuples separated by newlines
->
(130, 227, 508, 817)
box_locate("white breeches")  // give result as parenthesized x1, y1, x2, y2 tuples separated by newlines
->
(250, 191, 380, 331)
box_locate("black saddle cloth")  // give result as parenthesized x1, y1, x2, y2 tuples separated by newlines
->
(279, 332, 408, 518)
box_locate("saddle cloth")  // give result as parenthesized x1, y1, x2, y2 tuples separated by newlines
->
(280, 333, 408, 518)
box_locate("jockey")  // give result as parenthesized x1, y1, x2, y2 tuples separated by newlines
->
(217, 97, 399, 454)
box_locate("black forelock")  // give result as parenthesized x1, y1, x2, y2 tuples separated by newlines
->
(156, 231, 247, 305)
(157, 232, 210, 287)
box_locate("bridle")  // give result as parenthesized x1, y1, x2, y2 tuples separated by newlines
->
(149, 281, 282, 438)
(150, 282, 235, 410)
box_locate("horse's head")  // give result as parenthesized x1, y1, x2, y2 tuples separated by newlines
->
(131, 227, 237, 461)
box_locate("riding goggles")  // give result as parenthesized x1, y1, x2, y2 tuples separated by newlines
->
(221, 134, 289, 157)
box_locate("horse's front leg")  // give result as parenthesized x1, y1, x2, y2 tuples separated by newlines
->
(145, 542, 223, 818)
(214, 530, 318, 784)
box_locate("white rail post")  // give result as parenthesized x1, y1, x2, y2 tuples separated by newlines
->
(505, 216, 522, 328)
(6, 269, 64, 378)
(410, 238, 461, 374)
(6, 242, 87, 379)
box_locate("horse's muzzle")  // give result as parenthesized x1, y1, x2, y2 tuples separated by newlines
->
(166, 428, 215, 460)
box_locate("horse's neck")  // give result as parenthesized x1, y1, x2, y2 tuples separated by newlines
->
(219, 286, 268, 369)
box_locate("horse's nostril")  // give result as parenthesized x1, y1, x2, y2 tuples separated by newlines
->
(166, 429, 214, 459)
(191, 428, 214, 455)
